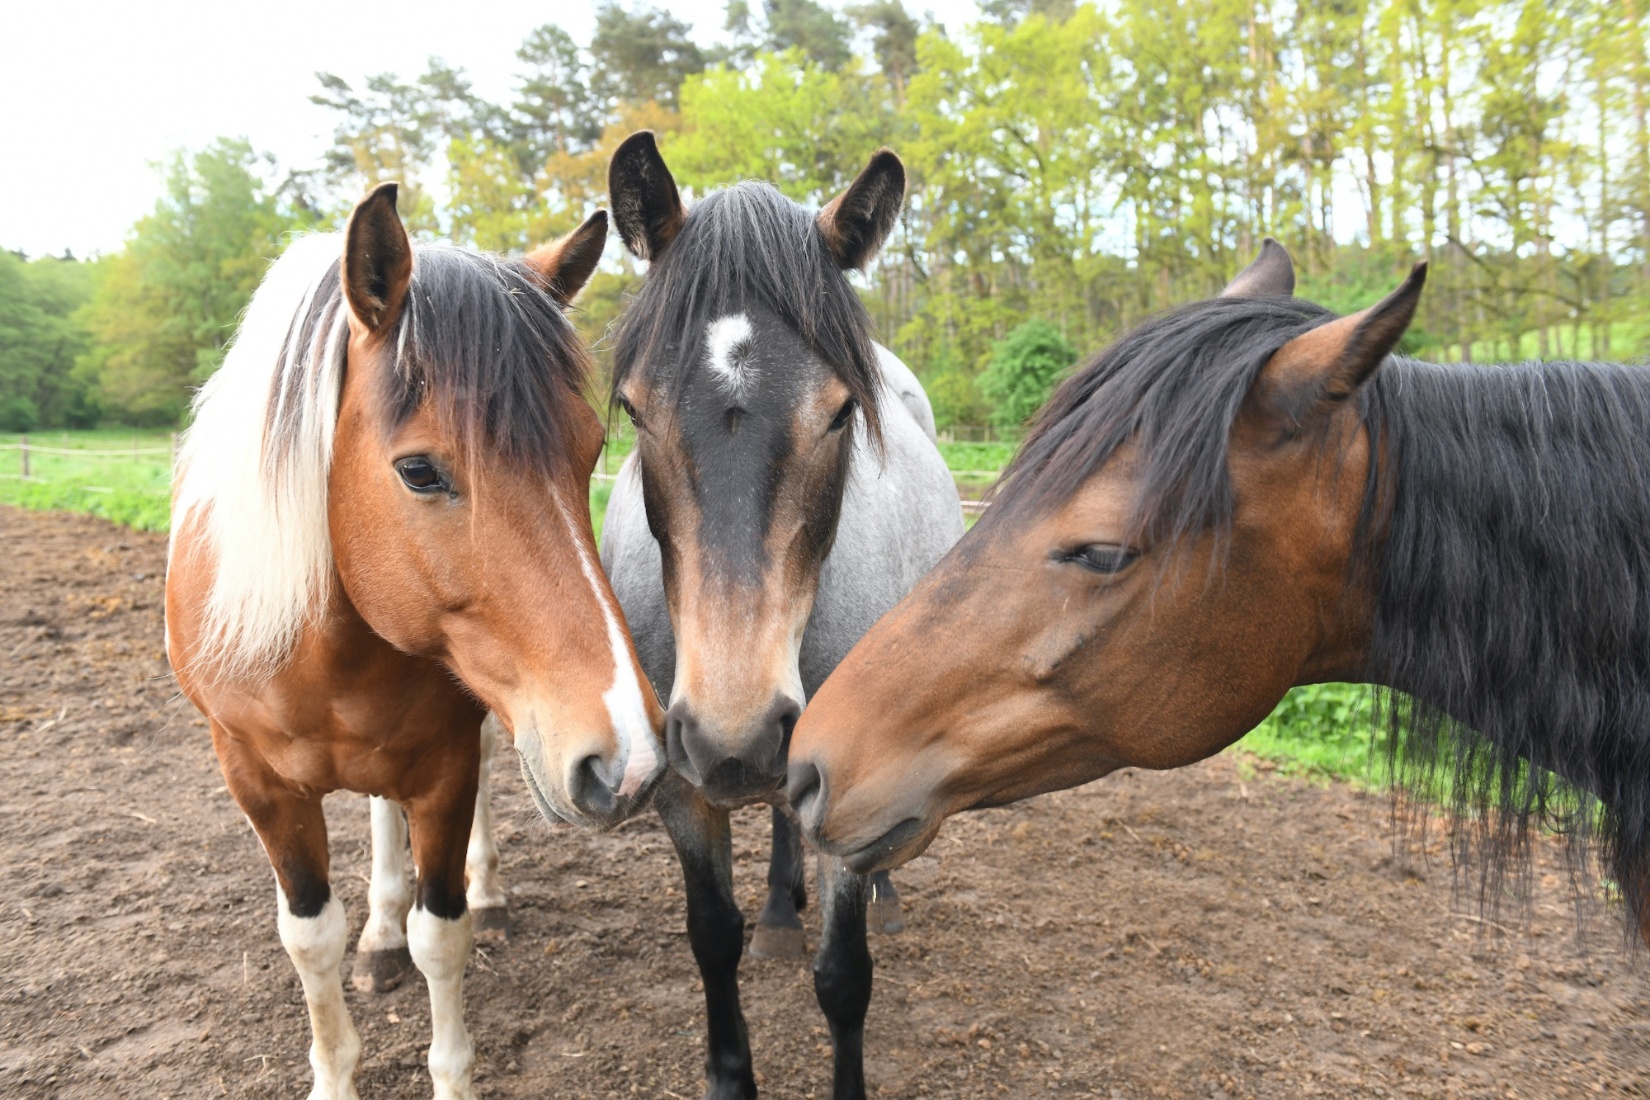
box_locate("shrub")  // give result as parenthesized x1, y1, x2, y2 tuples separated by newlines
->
(977, 319, 1077, 429)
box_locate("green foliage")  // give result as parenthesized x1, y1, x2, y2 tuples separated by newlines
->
(667, 51, 900, 203)
(1239, 684, 1385, 785)
(0, 431, 173, 531)
(0, 251, 101, 430)
(977, 319, 1077, 429)
(77, 140, 298, 425)
(590, 2, 706, 110)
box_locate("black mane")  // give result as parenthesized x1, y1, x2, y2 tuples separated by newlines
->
(609, 181, 883, 439)
(998, 293, 1650, 932)
(272, 242, 592, 478)
(987, 295, 1334, 545)
(1367, 357, 1650, 927)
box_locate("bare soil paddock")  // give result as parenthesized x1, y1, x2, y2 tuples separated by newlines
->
(2, 505, 1647, 1099)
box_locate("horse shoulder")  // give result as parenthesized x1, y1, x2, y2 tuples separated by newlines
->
(599, 453, 676, 701)
(873, 343, 937, 443)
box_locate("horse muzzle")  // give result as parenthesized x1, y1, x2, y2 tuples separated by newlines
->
(664, 694, 798, 805)
(787, 756, 942, 873)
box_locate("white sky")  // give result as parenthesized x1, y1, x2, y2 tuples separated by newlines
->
(3, 0, 980, 259)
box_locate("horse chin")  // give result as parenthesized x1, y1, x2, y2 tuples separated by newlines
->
(836, 815, 940, 875)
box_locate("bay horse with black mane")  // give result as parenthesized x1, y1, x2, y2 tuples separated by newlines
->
(790, 239, 1650, 946)
(600, 132, 963, 1099)
(167, 184, 663, 1100)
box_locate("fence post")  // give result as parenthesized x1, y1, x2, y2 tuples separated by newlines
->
(19, 436, 27, 480)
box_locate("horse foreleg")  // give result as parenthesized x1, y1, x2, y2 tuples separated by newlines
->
(658, 777, 756, 1100)
(465, 713, 510, 943)
(353, 796, 415, 992)
(813, 858, 872, 1100)
(750, 804, 807, 958)
(223, 743, 361, 1100)
(406, 762, 481, 1100)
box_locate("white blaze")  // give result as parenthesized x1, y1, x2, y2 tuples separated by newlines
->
(556, 496, 659, 797)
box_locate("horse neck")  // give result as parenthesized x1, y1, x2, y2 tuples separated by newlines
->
(1361, 355, 1650, 783)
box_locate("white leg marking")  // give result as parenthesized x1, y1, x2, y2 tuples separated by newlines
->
(408, 905, 477, 1100)
(556, 498, 660, 797)
(358, 797, 412, 955)
(465, 716, 507, 913)
(276, 889, 362, 1100)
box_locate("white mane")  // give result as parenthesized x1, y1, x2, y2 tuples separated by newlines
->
(171, 233, 349, 682)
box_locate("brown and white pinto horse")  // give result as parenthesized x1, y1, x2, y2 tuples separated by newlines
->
(167, 184, 663, 1100)
(790, 240, 1650, 946)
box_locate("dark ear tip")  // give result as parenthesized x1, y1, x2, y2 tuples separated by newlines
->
(615, 130, 660, 159)
(365, 180, 399, 206)
(586, 208, 610, 231)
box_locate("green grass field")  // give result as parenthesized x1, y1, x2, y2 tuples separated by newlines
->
(0, 430, 175, 532)
(2, 429, 1385, 783)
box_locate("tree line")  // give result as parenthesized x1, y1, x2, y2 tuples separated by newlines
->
(4, 0, 1645, 431)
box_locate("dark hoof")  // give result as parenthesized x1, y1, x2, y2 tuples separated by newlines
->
(351, 946, 413, 993)
(868, 892, 905, 935)
(749, 922, 806, 959)
(703, 1076, 757, 1100)
(472, 905, 511, 944)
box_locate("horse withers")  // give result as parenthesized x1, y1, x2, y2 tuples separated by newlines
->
(789, 238, 1650, 946)
(600, 132, 963, 1099)
(167, 184, 663, 1100)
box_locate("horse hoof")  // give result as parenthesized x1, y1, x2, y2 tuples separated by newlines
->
(472, 905, 511, 944)
(869, 893, 905, 935)
(749, 922, 806, 959)
(351, 946, 413, 993)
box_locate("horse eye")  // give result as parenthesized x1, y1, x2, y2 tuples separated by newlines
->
(395, 457, 444, 493)
(1063, 544, 1138, 574)
(619, 398, 643, 431)
(829, 398, 858, 432)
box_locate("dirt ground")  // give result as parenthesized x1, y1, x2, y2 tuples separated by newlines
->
(2, 505, 1647, 1100)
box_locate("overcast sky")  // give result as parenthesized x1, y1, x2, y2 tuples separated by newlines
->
(2, 0, 979, 259)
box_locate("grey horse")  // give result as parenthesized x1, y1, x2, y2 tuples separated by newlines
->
(600, 131, 963, 1100)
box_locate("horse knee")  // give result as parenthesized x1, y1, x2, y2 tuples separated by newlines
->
(813, 941, 873, 1023)
(279, 889, 347, 974)
(408, 905, 472, 985)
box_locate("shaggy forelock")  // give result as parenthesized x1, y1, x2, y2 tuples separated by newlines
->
(270, 244, 591, 480)
(985, 295, 1334, 546)
(609, 181, 882, 442)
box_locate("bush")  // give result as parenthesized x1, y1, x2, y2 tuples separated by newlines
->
(977, 319, 1078, 429)
(0, 397, 39, 432)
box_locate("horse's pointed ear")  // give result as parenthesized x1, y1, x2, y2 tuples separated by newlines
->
(818, 149, 905, 271)
(608, 131, 684, 262)
(343, 182, 414, 333)
(1222, 238, 1296, 298)
(1255, 263, 1428, 420)
(524, 210, 609, 305)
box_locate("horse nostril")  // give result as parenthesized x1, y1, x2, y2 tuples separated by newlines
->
(787, 759, 824, 828)
(770, 698, 801, 775)
(571, 755, 618, 818)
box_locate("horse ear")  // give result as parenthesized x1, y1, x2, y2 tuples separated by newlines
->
(524, 210, 609, 305)
(1222, 238, 1295, 298)
(342, 182, 413, 333)
(608, 131, 684, 262)
(818, 149, 905, 271)
(1254, 262, 1428, 420)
